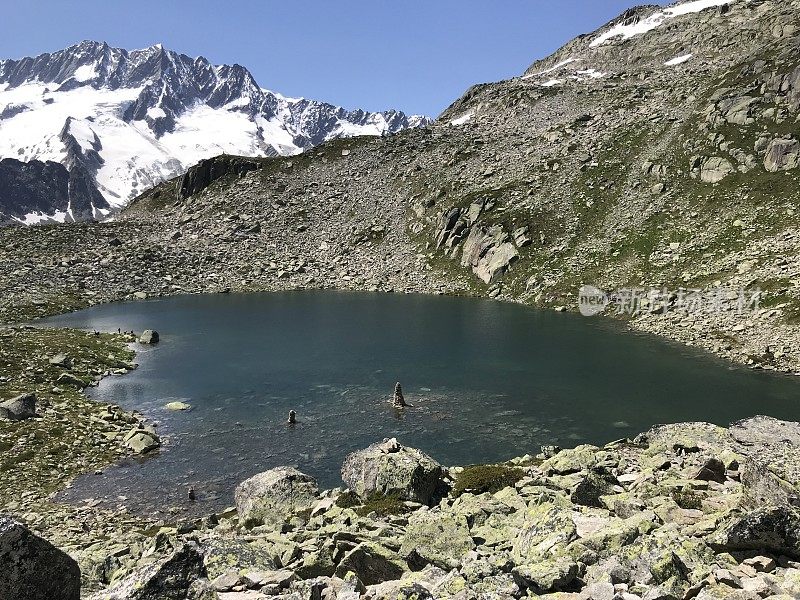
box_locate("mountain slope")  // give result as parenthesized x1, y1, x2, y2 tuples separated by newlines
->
(2, 0, 800, 376)
(0, 41, 429, 223)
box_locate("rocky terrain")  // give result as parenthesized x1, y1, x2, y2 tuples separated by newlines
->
(2, 0, 800, 598)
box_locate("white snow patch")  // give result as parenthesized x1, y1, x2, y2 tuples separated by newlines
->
(73, 64, 97, 82)
(450, 111, 474, 126)
(540, 79, 562, 87)
(575, 69, 606, 79)
(590, 0, 732, 47)
(13, 210, 69, 225)
(146, 106, 166, 119)
(665, 0, 731, 17)
(523, 57, 578, 79)
(665, 53, 693, 66)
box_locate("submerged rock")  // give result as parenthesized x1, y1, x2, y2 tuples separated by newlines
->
(0, 393, 36, 421)
(341, 438, 443, 505)
(234, 466, 319, 528)
(0, 516, 81, 600)
(164, 401, 191, 411)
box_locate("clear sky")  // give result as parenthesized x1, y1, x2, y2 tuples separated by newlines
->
(0, 1, 667, 117)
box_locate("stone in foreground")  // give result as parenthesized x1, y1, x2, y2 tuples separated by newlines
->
(90, 543, 206, 600)
(234, 466, 319, 528)
(0, 393, 36, 421)
(0, 516, 81, 600)
(341, 438, 443, 505)
(711, 506, 800, 559)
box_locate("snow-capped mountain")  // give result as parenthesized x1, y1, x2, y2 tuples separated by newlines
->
(0, 41, 430, 224)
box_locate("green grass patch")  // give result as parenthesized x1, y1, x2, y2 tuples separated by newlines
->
(452, 464, 525, 497)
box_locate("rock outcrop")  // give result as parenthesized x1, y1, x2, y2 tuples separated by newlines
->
(0, 516, 81, 600)
(341, 438, 443, 505)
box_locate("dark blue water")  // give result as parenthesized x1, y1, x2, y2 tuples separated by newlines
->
(42, 291, 800, 517)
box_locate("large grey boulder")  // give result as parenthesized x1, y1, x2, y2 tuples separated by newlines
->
(399, 510, 474, 569)
(123, 429, 161, 454)
(234, 466, 319, 528)
(0, 393, 36, 421)
(90, 543, 206, 600)
(341, 438, 443, 505)
(764, 137, 799, 172)
(334, 542, 406, 586)
(710, 506, 800, 559)
(699, 156, 734, 183)
(0, 516, 81, 600)
(138, 330, 160, 344)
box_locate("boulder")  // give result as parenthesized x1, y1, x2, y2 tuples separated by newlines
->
(90, 543, 206, 600)
(739, 459, 800, 509)
(123, 429, 161, 454)
(0, 393, 36, 421)
(512, 557, 579, 593)
(139, 330, 160, 344)
(234, 466, 319, 528)
(693, 458, 726, 483)
(710, 506, 800, 559)
(341, 439, 443, 505)
(399, 510, 474, 570)
(0, 516, 81, 600)
(48, 353, 71, 368)
(334, 542, 406, 586)
(699, 157, 735, 183)
(55, 372, 88, 388)
(764, 137, 799, 172)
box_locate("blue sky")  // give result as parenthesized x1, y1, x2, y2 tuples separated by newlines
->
(0, 1, 666, 117)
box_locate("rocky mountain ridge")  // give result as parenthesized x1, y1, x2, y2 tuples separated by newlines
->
(0, 41, 429, 224)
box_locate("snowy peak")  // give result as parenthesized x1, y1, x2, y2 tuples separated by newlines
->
(0, 41, 430, 223)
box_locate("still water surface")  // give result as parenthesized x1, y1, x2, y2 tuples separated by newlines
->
(42, 291, 800, 516)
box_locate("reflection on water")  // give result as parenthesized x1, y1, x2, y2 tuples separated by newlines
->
(42, 290, 800, 518)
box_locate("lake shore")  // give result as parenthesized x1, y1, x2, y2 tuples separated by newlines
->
(2, 313, 800, 598)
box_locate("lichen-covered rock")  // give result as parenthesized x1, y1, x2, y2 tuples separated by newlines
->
(512, 497, 577, 562)
(0, 516, 81, 600)
(512, 557, 579, 593)
(335, 542, 406, 586)
(341, 439, 443, 505)
(710, 506, 800, 559)
(0, 393, 36, 421)
(400, 510, 474, 569)
(90, 543, 206, 600)
(234, 466, 319, 528)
